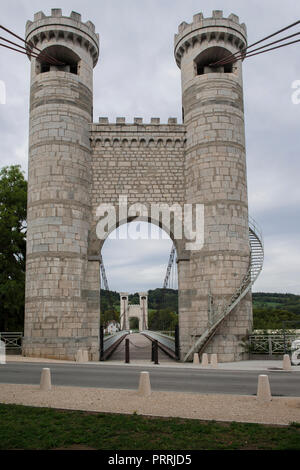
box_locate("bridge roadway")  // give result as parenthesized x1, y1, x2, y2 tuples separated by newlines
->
(0, 361, 300, 396)
(109, 332, 171, 362)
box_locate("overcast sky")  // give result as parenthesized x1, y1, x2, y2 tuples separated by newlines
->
(0, 0, 299, 294)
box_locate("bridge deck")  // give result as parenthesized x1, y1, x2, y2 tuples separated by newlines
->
(109, 333, 171, 362)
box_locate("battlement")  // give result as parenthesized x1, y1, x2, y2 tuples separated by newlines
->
(25, 9, 99, 66)
(26, 9, 96, 33)
(175, 10, 247, 37)
(96, 117, 180, 125)
(89, 117, 186, 149)
(174, 10, 247, 69)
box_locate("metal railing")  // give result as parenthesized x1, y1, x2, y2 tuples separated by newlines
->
(0, 332, 23, 353)
(141, 330, 178, 359)
(183, 216, 264, 362)
(249, 333, 300, 355)
(100, 330, 129, 360)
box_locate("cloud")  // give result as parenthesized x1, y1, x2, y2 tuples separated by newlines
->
(0, 0, 299, 294)
(254, 234, 300, 294)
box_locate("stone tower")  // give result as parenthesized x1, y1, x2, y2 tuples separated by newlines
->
(23, 9, 258, 363)
(23, 9, 100, 360)
(120, 293, 148, 331)
(174, 11, 252, 361)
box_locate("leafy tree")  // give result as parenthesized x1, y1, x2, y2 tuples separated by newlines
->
(129, 317, 139, 330)
(0, 165, 27, 331)
(148, 307, 178, 331)
(253, 307, 300, 330)
(100, 289, 120, 326)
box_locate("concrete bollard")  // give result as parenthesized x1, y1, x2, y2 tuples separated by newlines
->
(193, 353, 200, 365)
(138, 371, 151, 397)
(257, 374, 272, 402)
(283, 354, 292, 371)
(201, 353, 209, 367)
(82, 349, 89, 362)
(210, 353, 218, 368)
(40, 368, 51, 391)
(75, 349, 83, 362)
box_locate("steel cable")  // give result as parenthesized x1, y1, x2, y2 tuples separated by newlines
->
(0, 24, 64, 65)
(210, 19, 300, 67)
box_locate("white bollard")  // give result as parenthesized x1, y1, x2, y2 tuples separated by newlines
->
(283, 354, 292, 371)
(257, 374, 272, 402)
(210, 353, 218, 368)
(138, 371, 151, 397)
(82, 349, 89, 362)
(201, 353, 209, 367)
(40, 368, 51, 391)
(75, 349, 83, 362)
(193, 353, 200, 365)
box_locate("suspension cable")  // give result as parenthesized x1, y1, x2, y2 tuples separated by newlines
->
(0, 36, 58, 64)
(0, 42, 39, 58)
(215, 32, 300, 66)
(210, 19, 300, 66)
(218, 38, 300, 66)
(0, 24, 64, 65)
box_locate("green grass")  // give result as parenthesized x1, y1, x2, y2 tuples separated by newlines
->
(0, 404, 300, 450)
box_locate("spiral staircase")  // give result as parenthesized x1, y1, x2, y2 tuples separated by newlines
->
(183, 217, 264, 362)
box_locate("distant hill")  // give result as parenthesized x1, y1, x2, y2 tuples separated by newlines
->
(252, 292, 300, 313)
(252, 292, 300, 329)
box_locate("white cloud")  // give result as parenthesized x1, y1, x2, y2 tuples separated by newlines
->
(253, 234, 300, 294)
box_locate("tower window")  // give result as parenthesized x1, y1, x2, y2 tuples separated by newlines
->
(195, 46, 234, 75)
(36, 45, 80, 75)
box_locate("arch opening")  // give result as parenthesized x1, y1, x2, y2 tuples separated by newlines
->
(100, 221, 179, 334)
(37, 45, 80, 74)
(195, 46, 234, 75)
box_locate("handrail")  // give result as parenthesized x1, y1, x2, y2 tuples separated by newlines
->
(101, 330, 129, 360)
(141, 330, 178, 359)
(183, 216, 264, 362)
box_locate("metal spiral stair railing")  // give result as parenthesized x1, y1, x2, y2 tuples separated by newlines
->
(183, 217, 264, 362)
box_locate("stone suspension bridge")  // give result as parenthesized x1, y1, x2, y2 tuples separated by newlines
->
(100, 215, 264, 362)
(16, 9, 276, 362)
(2, 9, 298, 363)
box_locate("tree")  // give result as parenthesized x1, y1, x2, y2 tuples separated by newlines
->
(148, 307, 178, 331)
(0, 165, 27, 331)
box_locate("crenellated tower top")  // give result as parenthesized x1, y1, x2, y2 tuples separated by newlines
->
(174, 10, 247, 69)
(25, 9, 99, 68)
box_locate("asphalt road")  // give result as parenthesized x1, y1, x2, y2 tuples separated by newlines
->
(0, 362, 300, 396)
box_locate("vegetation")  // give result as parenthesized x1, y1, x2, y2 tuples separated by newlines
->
(148, 307, 178, 331)
(100, 288, 178, 330)
(0, 404, 299, 450)
(0, 166, 27, 331)
(252, 292, 300, 330)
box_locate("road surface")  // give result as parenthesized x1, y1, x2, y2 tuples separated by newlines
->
(0, 362, 299, 396)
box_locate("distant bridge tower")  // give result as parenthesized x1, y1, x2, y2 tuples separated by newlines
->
(120, 293, 148, 331)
